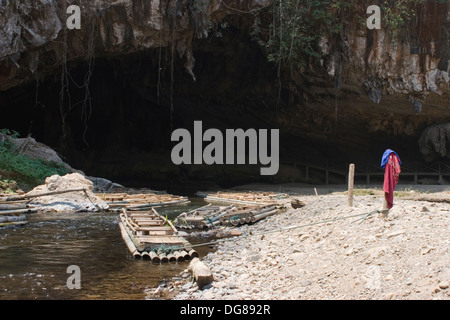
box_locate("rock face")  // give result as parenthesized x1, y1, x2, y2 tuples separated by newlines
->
(1, 1, 447, 97)
(0, 0, 270, 90)
(418, 123, 450, 161)
(27, 173, 109, 212)
(0, 1, 448, 187)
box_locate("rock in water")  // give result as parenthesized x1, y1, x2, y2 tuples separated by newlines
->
(26, 173, 109, 213)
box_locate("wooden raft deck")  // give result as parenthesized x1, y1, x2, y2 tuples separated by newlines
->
(97, 192, 190, 211)
(204, 191, 289, 206)
(118, 207, 198, 263)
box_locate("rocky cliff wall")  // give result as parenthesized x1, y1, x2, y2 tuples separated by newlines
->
(0, 0, 270, 90)
(0, 0, 448, 188)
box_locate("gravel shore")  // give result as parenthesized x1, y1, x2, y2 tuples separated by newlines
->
(155, 189, 450, 300)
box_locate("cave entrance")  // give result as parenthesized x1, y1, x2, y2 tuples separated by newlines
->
(0, 27, 438, 194)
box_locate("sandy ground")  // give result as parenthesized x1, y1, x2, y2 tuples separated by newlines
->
(150, 184, 449, 300)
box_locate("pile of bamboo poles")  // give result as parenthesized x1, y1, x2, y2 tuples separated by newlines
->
(175, 204, 235, 229)
(118, 208, 198, 263)
(219, 204, 280, 226)
(205, 191, 289, 206)
(97, 192, 190, 211)
(175, 203, 281, 229)
(0, 199, 36, 227)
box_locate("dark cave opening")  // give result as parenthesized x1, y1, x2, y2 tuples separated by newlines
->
(0, 27, 438, 194)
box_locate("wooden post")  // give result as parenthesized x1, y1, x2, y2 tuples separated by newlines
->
(188, 257, 214, 289)
(382, 194, 389, 218)
(348, 163, 355, 207)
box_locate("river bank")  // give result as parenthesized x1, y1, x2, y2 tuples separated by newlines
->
(162, 185, 449, 300)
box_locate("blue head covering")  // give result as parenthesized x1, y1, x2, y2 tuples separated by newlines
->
(381, 149, 402, 168)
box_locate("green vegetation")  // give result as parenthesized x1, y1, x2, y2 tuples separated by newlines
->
(381, 0, 422, 42)
(0, 179, 19, 194)
(251, 0, 422, 70)
(0, 129, 69, 192)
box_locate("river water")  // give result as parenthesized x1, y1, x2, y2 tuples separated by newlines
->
(0, 198, 212, 300)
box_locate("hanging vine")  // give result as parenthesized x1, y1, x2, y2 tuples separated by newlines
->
(58, 8, 97, 147)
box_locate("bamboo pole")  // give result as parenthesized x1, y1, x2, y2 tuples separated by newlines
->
(188, 249, 198, 258)
(0, 221, 28, 227)
(119, 213, 144, 251)
(0, 208, 37, 215)
(0, 203, 28, 210)
(252, 209, 279, 222)
(118, 221, 139, 257)
(127, 198, 190, 210)
(348, 163, 355, 207)
(153, 207, 178, 234)
(1, 188, 87, 201)
(0, 215, 26, 223)
(181, 250, 191, 260)
(159, 253, 168, 263)
(141, 252, 150, 260)
(167, 252, 176, 262)
(174, 251, 184, 262)
(149, 251, 160, 263)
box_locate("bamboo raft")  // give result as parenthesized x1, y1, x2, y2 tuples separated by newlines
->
(0, 199, 37, 227)
(118, 207, 198, 263)
(175, 204, 235, 229)
(97, 192, 190, 211)
(205, 191, 289, 206)
(175, 203, 281, 229)
(219, 204, 280, 226)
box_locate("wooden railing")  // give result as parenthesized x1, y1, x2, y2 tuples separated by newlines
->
(280, 160, 450, 185)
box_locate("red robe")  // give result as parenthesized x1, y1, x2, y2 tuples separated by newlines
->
(383, 153, 401, 209)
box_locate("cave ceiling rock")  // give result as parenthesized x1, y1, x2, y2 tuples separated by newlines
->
(0, 0, 271, 90)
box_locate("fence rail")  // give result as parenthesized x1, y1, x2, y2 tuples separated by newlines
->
(281, 160, 450, 185)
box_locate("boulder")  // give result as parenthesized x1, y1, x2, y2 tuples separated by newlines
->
(1, 133, 75, 172)
(27, 173, 109, 213)
(87, 176, 125, 193)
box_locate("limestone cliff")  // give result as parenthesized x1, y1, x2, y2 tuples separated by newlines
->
(0, 0, 270, 90)
(0, 0, 449, 188)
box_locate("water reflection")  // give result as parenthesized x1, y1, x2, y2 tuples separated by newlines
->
(0, 198, 210, 300)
